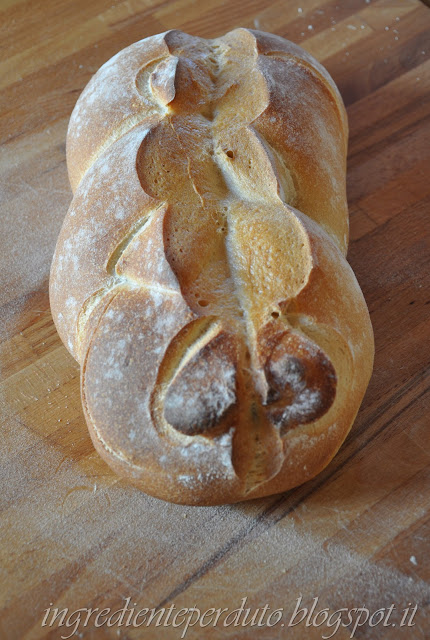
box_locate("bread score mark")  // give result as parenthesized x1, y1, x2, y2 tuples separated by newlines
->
(133, 31, 337, 491)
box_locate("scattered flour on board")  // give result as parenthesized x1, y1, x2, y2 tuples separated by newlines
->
(0, 124, 72, 341)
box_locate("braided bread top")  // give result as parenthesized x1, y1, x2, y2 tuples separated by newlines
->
(50, 29, 373, 505)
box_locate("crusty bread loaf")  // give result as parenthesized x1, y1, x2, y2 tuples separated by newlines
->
(49, 28, 374, 505)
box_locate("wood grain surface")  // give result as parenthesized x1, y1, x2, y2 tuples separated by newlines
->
(0, 0, 429, 639)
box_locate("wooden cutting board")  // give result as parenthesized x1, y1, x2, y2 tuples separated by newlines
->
(0, 0, 429, 638)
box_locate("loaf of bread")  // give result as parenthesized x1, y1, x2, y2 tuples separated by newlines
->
(50, 28, 374, 505)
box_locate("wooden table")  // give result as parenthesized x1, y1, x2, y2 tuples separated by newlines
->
(0, 0, 429, 638)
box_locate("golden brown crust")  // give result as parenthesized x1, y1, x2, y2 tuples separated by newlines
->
(50, 28, 374, 505)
